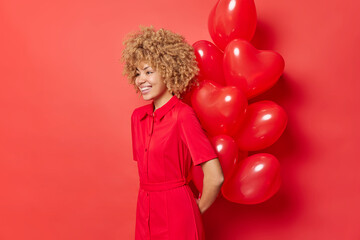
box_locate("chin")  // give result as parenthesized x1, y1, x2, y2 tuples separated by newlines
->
(142, 94, 153, 101)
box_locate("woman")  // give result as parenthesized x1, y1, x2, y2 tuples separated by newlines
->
(121, 26, 224, 240)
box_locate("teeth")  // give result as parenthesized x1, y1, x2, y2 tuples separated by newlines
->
(140, 86, 151, 91)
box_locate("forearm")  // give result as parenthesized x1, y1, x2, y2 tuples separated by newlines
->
(197, 174, 224, 214)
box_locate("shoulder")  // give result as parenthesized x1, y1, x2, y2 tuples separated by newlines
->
(176, 101, 197, 121)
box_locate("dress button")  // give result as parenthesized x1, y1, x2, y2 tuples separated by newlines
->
(145, 148, 148, 152)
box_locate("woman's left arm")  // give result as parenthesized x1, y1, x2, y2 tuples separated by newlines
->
(196, 158, 224, 214)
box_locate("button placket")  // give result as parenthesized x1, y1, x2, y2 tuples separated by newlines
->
(145, 113, 155, 238)
(144, 112, 155, 181)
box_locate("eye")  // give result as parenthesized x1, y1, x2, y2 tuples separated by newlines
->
(146, 71, 153, 75)
(135, 72, 140, 77)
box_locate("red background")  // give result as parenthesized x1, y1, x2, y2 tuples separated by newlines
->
(1, 0, 359, 239)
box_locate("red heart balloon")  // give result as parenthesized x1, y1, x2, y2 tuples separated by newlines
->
(223, 39, 285, 99)
(193, 40, 226, 85)
(191, 80, 248, 136)
(210, 135, 238, 179)
(180, 88, 194, 107)
(222, 153, 281, 204)
(237, 149, 248, 162)
(208, 0, 257, 50)
(234, 100, 287, 151)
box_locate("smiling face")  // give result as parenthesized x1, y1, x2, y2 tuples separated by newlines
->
(135, 62, 173, 107)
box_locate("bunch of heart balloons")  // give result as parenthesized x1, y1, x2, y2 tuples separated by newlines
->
(183, 0, 287, 204)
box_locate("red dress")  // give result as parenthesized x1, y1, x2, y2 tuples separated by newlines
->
(131, 95, 218, 240)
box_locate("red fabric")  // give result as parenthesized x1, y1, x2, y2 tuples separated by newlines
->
(131, 95, 218, 239)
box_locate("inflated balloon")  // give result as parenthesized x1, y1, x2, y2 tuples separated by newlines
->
(208, 0, 257, 50)
(234, 100, 287, 151)
(193, 40, 226, 85)
(221, 153, 281, 204)
(237, 149, 248, 161)
(180, 88, 194, 107)
(210, 135, 239, 179)
(223, 39, 285, 99)
(191, 80, 248, 136)
(187, 0, 287, 206)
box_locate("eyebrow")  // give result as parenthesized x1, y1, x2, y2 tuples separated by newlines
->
(136, 66, 150, 71)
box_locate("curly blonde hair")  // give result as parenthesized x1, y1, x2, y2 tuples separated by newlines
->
(121, 26, 199, 98)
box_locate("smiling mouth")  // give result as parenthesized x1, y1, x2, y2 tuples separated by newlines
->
(140, 86, 152, 94)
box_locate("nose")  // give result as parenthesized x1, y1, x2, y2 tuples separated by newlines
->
(136, 73, 146, 86)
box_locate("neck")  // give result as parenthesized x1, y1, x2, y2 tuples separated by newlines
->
(153, 92, 174, 111)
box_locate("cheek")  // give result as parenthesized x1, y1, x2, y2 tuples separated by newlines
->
(151, 77, 164, 88)
(158, 77, 167, 88)
(134, 78, 141, 87)
(158, 81, 168, 92)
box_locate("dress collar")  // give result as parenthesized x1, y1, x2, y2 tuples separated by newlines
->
(140, 95, 180, 121)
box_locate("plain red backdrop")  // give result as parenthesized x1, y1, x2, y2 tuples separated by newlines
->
(1, 0, 359, 239)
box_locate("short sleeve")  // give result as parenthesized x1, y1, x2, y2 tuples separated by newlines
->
(131, 111, 137, 162)
(178, 106, 218, 166)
